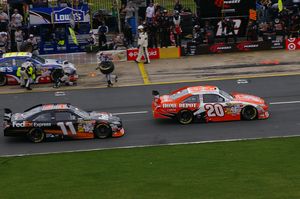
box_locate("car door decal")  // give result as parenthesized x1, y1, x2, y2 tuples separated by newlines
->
(204, 104, 225, 117)
(57, 122, 76, 135)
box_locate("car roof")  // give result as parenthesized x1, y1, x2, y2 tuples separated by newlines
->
(187, 86, 219, 94)
(2, 52, 32, 58)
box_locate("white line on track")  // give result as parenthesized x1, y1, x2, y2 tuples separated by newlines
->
(270, 101, 300, 105)
(112, 111, 149, 115)
(2, 134, 300, 157)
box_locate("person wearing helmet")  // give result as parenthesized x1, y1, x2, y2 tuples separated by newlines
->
(135, 25, 150, 64)
(27, 34, 39, 55)
(86, 30, 96, 52)
(17, 58, 35, 90)
(173, 10, 182, 47)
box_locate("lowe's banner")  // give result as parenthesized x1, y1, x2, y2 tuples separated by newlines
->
(30, 5, 90, 25)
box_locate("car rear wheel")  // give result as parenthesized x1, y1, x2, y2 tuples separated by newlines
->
(94, 124, 112, 139)
(177, 110, 194, 124)
(241, 106, 257, 120)
(27, 128, 45, 143)
(0, 73, 7, 86)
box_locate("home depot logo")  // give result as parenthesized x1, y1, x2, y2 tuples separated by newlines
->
(214, 0, 241, 8)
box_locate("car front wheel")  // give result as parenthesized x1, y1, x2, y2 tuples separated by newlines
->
(241, 106, 257, 120)
(0, 73, 7, 86)
(27, 128, 45, 143)
(177, 110, 194, 124)
(94, 124, 112, 139)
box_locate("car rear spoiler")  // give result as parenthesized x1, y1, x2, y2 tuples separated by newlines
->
(4, 108, 12, 122)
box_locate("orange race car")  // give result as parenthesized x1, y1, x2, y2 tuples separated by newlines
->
(4, 103, 124, 143)
(152, 85, 269, 124)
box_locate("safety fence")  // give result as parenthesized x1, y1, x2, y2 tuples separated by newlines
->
(89, 0, 196, 14)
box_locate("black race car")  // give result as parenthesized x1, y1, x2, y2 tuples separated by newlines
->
(3, 103, 124, 143)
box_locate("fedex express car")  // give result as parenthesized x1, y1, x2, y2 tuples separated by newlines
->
(152, 85, 269, 124)
(0, 52, 78, 86)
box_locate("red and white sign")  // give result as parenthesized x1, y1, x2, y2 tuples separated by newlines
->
(286, 38, 300, 50)
(127, 48, 160, 61)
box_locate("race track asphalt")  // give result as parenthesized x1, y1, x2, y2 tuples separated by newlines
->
(1, 75, 300, 156)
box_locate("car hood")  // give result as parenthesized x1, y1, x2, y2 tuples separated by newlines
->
(231, 92, 265, 104)
(45, 59, 76, 71)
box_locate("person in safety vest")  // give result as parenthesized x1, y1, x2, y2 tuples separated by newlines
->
(17, 58, 35, 90)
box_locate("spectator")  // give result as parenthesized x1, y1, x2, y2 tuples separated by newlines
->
(246, 20, 258, 41)
(11, 9, 23, 28)
(15, 27, 24, 52)
(27, 34, 39, 55)
(125, 1, 135, 24)
(222, 18, 237, 43)
(274, 18, 285, 40)
(204, 21, 215, 44)
(174, 0, 183, 13)
(98, 21, 108, 49)
(0, 10, 9, 32)
(145, 2, 155, 24)
(157, 10, 171, 48)
(0, 32, 8, 53)
(172, 10, 182, 47)
(123, 22, 134, 47)
(119, 4, 127, 30)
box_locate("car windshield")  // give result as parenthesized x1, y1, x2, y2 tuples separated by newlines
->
(219, 90, 234, 100)
(22, 106, 42, 118)
(69, 105, 90, 118)
(170, 89, 189, 100)
(32, 54, 46, 64)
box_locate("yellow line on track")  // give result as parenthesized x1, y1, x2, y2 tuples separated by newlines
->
(137, 62, 150, 84)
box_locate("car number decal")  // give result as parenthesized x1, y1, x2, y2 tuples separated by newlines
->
(205, 104, 225, 117)
(57, 122, 76, 135)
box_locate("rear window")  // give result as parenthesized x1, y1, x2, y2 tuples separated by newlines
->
(170, 89, 189, 100)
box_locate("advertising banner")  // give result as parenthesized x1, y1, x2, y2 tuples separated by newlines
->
(186, 40, 285, 55)
(197, 0, 256, 18)
(286, 38, 300, 50)
(98, 50, 127, 62)
(30, 5, 90, 25)
(127, 48, 160, 61)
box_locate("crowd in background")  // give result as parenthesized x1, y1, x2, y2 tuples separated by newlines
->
(0, 8, 39, 54)
(94, 0, 300, 50)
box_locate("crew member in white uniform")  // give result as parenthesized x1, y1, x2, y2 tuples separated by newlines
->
(135, 25, 150, 64)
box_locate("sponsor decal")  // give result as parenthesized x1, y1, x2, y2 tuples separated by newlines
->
(162, 104, 177, 108)
(97, 50, 127, 62)
(127, 48, 160, 61)
(33, 123, 52, 127)
(12, 121, 33, 128)
(179, 103, 198, 108)
(286, 38, 300, 50)
(78, 121, 95, 133)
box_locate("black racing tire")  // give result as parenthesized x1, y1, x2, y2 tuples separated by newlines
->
(27, 128, 45, 143)
(241, 106, 258, 120)
(94, 123, 112, 139)
(177, 109, 194, 125)
(0, 73, 7, 86)
(50, 68, 64, 82)
(98, 61, 114, 74)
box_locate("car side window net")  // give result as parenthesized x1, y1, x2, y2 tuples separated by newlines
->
(183, 95, 199, 103)
(203, 94, 225, 103)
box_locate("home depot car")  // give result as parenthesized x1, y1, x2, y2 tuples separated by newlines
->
(0, 52, 78, 86)
(4, 103, 124, 143)
(152, 85, 269, 124)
